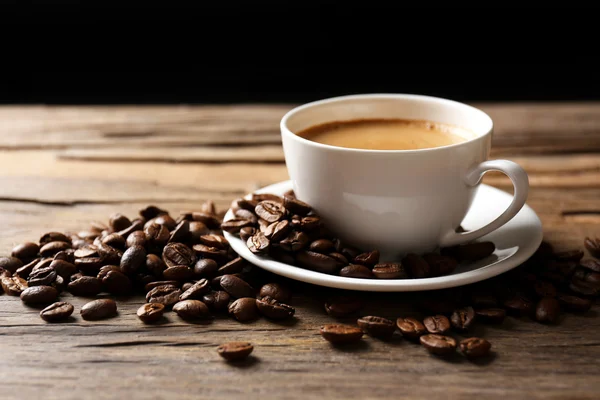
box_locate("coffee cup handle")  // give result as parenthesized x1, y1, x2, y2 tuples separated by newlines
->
(439, 160, 529, 248)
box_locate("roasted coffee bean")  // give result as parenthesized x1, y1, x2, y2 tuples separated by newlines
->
(68, 276, 102, 296)
(228, 297, 259, 321)
(339, 264, 374, 279)
(117, 219, 145, 239)
(0, 256, 23, 274)
(96, 243, 122, 265)
(320, 324, 363, 344)
(258, 283, 291, 303)
(109, 213, 132, 232)
(197, 200, 216, 216)
(173, 300, 211, 320)
(167, 220, 190, 243)
(98, 267, 132, 295)
(573, 268, 600, 285)
(445, 241, 495, 262)
(324, 296, 363, 317)
(52, 275, 67, 292)
(144, 254, 166, 277)
(50, 259, 77, 279)
(40, 241, 71, 257)
(580, 259, 600, 273)
(74, 245, 100, 259)
(202, 291, 231, 311)
(102, 233, 126, 250)
(190, 212, 220, 229)
(450, 307, 475, 331)
(372, 263, 408, 279)
(198, 234, 228, 250)
(216, 257, 245, 277)
(252, 193, 282, 203)
(297, 216, 321, 231)
(296, 251, 339, 274)
(475, 308, 506, 324)
(54, 249, 75, 264)
(221, 218, 255, 234)
(556, 293, 592, 312)
(396, 317, 427, 340)
(357, 316, 396, 339)
(39, 232, 71, 246)
(402, 253, 431, 278)
(234, 209, 258, 224)
(194, 258, 219, 278)
(569, 278, 600, 297)
(279, 231, 309, 252)
(150, 214, 176, 231)
(424, 315, 451, 334)
(144, 222, 170, 250)
(283, 195, 311, 216)
(534, 280, 557, 298)
(220, 274, 255, 298)
(231, 198, 258, 213)
(20, 285, 58, 305)
(246, 232, 270, 255)
(459, 337, 491, 358)
(81, 299, 118, 320)
(584, 237, 600, 258)
(16, 258, 40, 279)
(329, 252, 349, 267)
(78, 230, 99, 241)
(256, 296, 295, 319)
(181, 282, 194, 292)
(217, 342, 253, 361)
(144, 280, 179, 292)
(536, 297, 560, 323)
(420, 334, 457, 355)
(70, 272, 83, 282)
(11, 242, 40, 262)
(146, 285, 181, 307)
(239, 227, 257, 243)
(263, 220, 291, 243)
(470, 292, 498, 308)
(180, 279, 210, 300)
(140, 205, 168, 220)
(162, 242, 194, 268)
(268, 246, 296, 265)
(353, 250, 379, 267)
(255, 200, 286, 223)
(1, 275, 28, 295)
(163, 265, 194, 281)
(137, 303, 165, 323)
(309, 239, 335, 254)
(504, 294, 534, 315)
(28, 264, 57, 286)
(120, 245, 146, 275)
(39, 301, 74, 322)
(423, 254, 458, 276)
(188, 221, 209, 241)
(193, 244, 228, 262)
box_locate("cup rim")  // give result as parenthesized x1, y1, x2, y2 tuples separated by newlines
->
(280, 93, 494, 154)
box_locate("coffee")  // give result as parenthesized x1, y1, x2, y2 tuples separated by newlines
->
(296, 118, 474, 150)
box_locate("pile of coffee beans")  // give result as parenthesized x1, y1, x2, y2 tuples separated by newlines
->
(225, 191, 496, 278)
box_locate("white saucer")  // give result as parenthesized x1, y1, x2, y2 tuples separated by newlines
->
(224, 180, 543, 292)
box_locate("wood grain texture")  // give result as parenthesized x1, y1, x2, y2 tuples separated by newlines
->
(0, 103, 599, 400)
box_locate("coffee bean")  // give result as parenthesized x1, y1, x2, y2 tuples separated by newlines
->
(146, 285, 181, 307)
(402, 253, 431, 278)
(144, 222, 170, 251)
(40, 241, 71, 257)
(198, 235, 228, 251)
(173, 300, 211, 320)
(202, 291, 231, 311)
(256, 296, 295, 319)
(0, 256, 23, 274)
(137, 303, 165, 323)
(139, 205, 168, 220)
(120, 245, 146, 275)
(446, 241, 495, 262)
(98, 266, 132, 295)
(357, 316, 396, 339)
(573, 268, 600, 285)
(16, 258, 41, 279)
(228, 297, 259, 321)
(536, 297, 560, 323)
(54, 249, 75, 264)
(328, 252, 348, 267)
(255, 200, 286, 223)
(81, 299, 118, 320)
(320, 324, 363, 344)
(1, 275, 28, 295)
(504, 294, 534, 315)
(220, 274, 255, 298)
(217, 257, 246, 276)
(234, 209, 258, 224)
(423, 254, 458, 276)
(580, 259, 600, 273)
(108, 213, 131, 232)
(353, 250, 379, 267)
(39, 301, 74, 322)
(100, 233, 125, 251)
(283, 195, 311, 216)
(584, 237, 600, 258)
(324, 296, 362, 317)
(246, 232, 270, 254)
(144, 280, 179, 292)
(424, 315, 451, 334)
(556, 293, 592, 312)
(96, 242, 122, 265)
(252, 193, 282, 203)
(221, 218, 255, 234)
(194, 258, 219, 278)
(50, 259, 77, 280)
(296, 216, 321, 231)
(11, 242, 40, 262)
(152, 214, 177, 231)
(555, 249, 584, 262)
(180, 279, 210, 300)
(163, 265, 194, 281)
(475, 308, 506, 324)
(78, 230, 99, 241)
(396, 317, 427, 340)
(20, 285, 58, 305)
(296, 251, 339, 274)
(263, 220, 292, 243)
(117, 219, 145, 240)
(420, 334, 457, 355)
(68, 276, 102, 297)
(192, 244, 228, 262)
(533, 280, 557, 298)
(339, 264, 374, 279)
(231, 198, 258, 213)
(372, 263, 408, 279)
(450, 307, 475, 331)
(52, 275, 67, 292)
(181, 282, 194, 292)
(162, 242, 194, 268)
(217, 342, 253, 361)
(74, 245, 101, 259)
(28, 264, 57, 286)
(309, 239, 335, 254)
(166, 220, 190, 243)
(259, 283, 291, 303)
(238, 227, 256, 243)
(190, 212, 220, 229)
(39, 232, 71, 246)
(569, 278, 600, 297)
(278, 231, 309, 252)
(459, 337, 491, 358)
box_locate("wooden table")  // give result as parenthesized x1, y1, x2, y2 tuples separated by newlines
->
(1, 104, 599, 399)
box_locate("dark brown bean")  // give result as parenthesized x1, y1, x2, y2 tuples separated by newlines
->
(353, 250, 380, 267)
(163, 265, 194, 281)
(162, 242, 194, 268)
(504, 294, 534, 315)
(534, 280, 557, 298)
(117, 219, 145, 239)
(98, 266, 132, 295)
(217, 342, 254, 361)
(191, 212, 221, 229)
(459, 337, 492, 358)
(137, 303, 165, 323)
(50, 259, 77, 280)
(234, 209, 257, 224)
(296, 216, 321, 231)
(102, 233, 126, 250)
(259, 283, 291, 303)
(396, 317, 427, 340)
(143, 254, 165, 278)
(39, 232, 71, 246)
(68, 276, 102, 297)
(423, 254, 458, 276)
(255, 200, 286, 223)
(54, 249, 75, 264)
(202, 291, 231, 311)
(324, 296, 362, 317)
(357, 316, 396, 339)
(109, 213, 131, 232)
(11, 242, 40, 262)
(424, 315, 451, 334)
(256, 296, 295, 319)
(144, 280, 179, 292)
(278, 231, 309, 252)
(194, 258, 219, 278)
(81, 299, 118, 320)
(263, 220, 292, 243)
(15, 258, 41, 280)
(39, 302, 73, 322)
(144, 222, 170, 251)
(146, 285, 182, 307)
(220, 274, 255, 298)
(420, 334, 457, 355)
(153, 214, 177, 231)
(28, 264, 57, 286)
(573, 268, 600, 285)
(283, 195, 312, 216)
(372, 263, 408, 279)
(192, 244, 228, 262)
(221, 218, 255, 234)
(450, 307, 475, 331)
(246, 232, 270, 254)
(198, 234, 227, 250)
(402, 253, 431, 278)
(556, 293, 592, 312)
(475, 308, 506, 324)
(339, 264, 374, 279)
(239, 227, 257, 242)
(20, 285, 58, 305)
(168, 220, 190, 243)
(120, 245, 146, 275)
(584, 237, 600, 258)
(309, 239, 335, 254)
(0, 256, 24, 274)
(535, 297, 560, 323)
(320, 324, 363, 344)
(179, 279, 210, 300)
(580, 259, 600, 273)
(296, 251, 339, 274)
(228, 297, 259, 321)
(173, 300, 211, 320)
(139, 205, 168, 220)
(252, 193, 283, 203)
(40, 241, 71, 257)
(216, 257, 246, 276)
(569, 278, 600, 297)
(1, 275, 28, 295)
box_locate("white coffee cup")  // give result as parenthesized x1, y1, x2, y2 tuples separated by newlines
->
(280, 94, 529, 260)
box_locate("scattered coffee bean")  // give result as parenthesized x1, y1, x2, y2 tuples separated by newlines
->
(475, 308, 506, 324)
(20, 285, 58, 305)
(283, 195, 311, 216)
(278, 231, 309, 252)
(309, 239, 335, 254)
(0, 256, 23, 274)
(556, 292, 592, 312)
(173, 300, 211, 320)
(353, 250, 379, 267)
(120, 245, 146, 275)
(217, 257, 246, 276)
(39, 301, 74, 322)
(256, 296, 295, 319)
(98, 266, 132, 295)
(324, 296, 363, 317)
(193, 244, 228, 262)
(28, 264, 57, 286)
(144, 280, 179, 291)
(191, 212, 221, 229)
(162, 242, 194, 268)
(180, 279, 210, 300)
(450, 307, 475, 331)
(217, 342, 254, 361)
(137, 303, 165, 323)
(396, 317, 427, 340)
(420, 334, 457, 355)
(569, 278, 600, 297)
(126, 231, 147, 248)
(11, 242, 40, 262)
(16, 258, 40, 280)
(264, 220, 292, 242)
(40, 241, 71, 257)
(102, 233, 126, 250)
(459, 337, 491, 358)
(203, 291, 231, 311)
(81, 299, 118, 320)
(163, 265, 194, 281)
(259, 283, 291, 303)
(239, 227, 256, 242)
(68, 276, 102, 297)
(536, 297, 560, 323)
(424, 315, 451, 334)
(194, 258, 219, 278)
(50, 259, 77, 280)
(580, 259, 600, 273)
(372, 263, 408, 279)
(339, 264, 374, 278)
(146, 285, 182, 307)
(220, 274, 255, 298)
(320, 324, 363, 344)
(357, 316, 396, 339)
(40, 232, 71, 246)
(228, 297, 259, 321)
